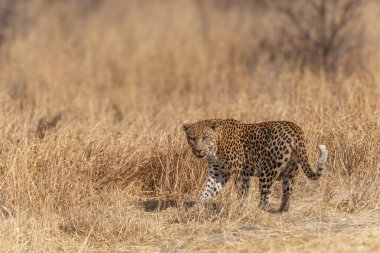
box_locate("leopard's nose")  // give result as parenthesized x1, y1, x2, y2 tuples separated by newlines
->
(194, 149, 202, 154)
(193, 149, 206, 158)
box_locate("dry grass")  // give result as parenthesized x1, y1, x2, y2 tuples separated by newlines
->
(0, 0, 379, 252)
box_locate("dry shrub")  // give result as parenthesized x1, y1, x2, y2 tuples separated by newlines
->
(265, 0, 365, 77)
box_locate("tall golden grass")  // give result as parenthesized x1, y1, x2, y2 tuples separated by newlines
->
(0, 1, 379, 252)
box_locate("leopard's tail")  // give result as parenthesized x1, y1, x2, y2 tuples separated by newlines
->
(295, 144, 328, 180)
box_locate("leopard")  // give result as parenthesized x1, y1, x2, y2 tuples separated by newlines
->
(183, 119, 328, 212)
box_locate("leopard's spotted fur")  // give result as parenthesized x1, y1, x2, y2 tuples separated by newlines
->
(183, 119, 328, 212)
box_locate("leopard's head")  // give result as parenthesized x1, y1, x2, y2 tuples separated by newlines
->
(183, 120, 218, 159)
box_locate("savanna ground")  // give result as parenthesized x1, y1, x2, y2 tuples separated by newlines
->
(0, 0, 379, 252)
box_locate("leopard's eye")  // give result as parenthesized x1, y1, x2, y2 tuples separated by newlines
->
(203, 135, 208, 141)
(189, 137, 196, 143)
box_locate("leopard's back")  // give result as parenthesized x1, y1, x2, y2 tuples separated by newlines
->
(241, 121, 306, 175)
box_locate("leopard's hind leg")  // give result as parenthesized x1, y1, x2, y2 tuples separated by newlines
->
(278, 159, 299, 212)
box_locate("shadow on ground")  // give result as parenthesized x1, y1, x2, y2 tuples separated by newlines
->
(142, 200, 196, 212)
(141, 199, 226, 212)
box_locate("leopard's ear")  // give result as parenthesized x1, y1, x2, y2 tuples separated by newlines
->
(183, 123, 191, 132)
(210, 120, 218, 130)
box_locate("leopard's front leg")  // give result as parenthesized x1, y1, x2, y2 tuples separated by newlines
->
(200, 162, 230, 203)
